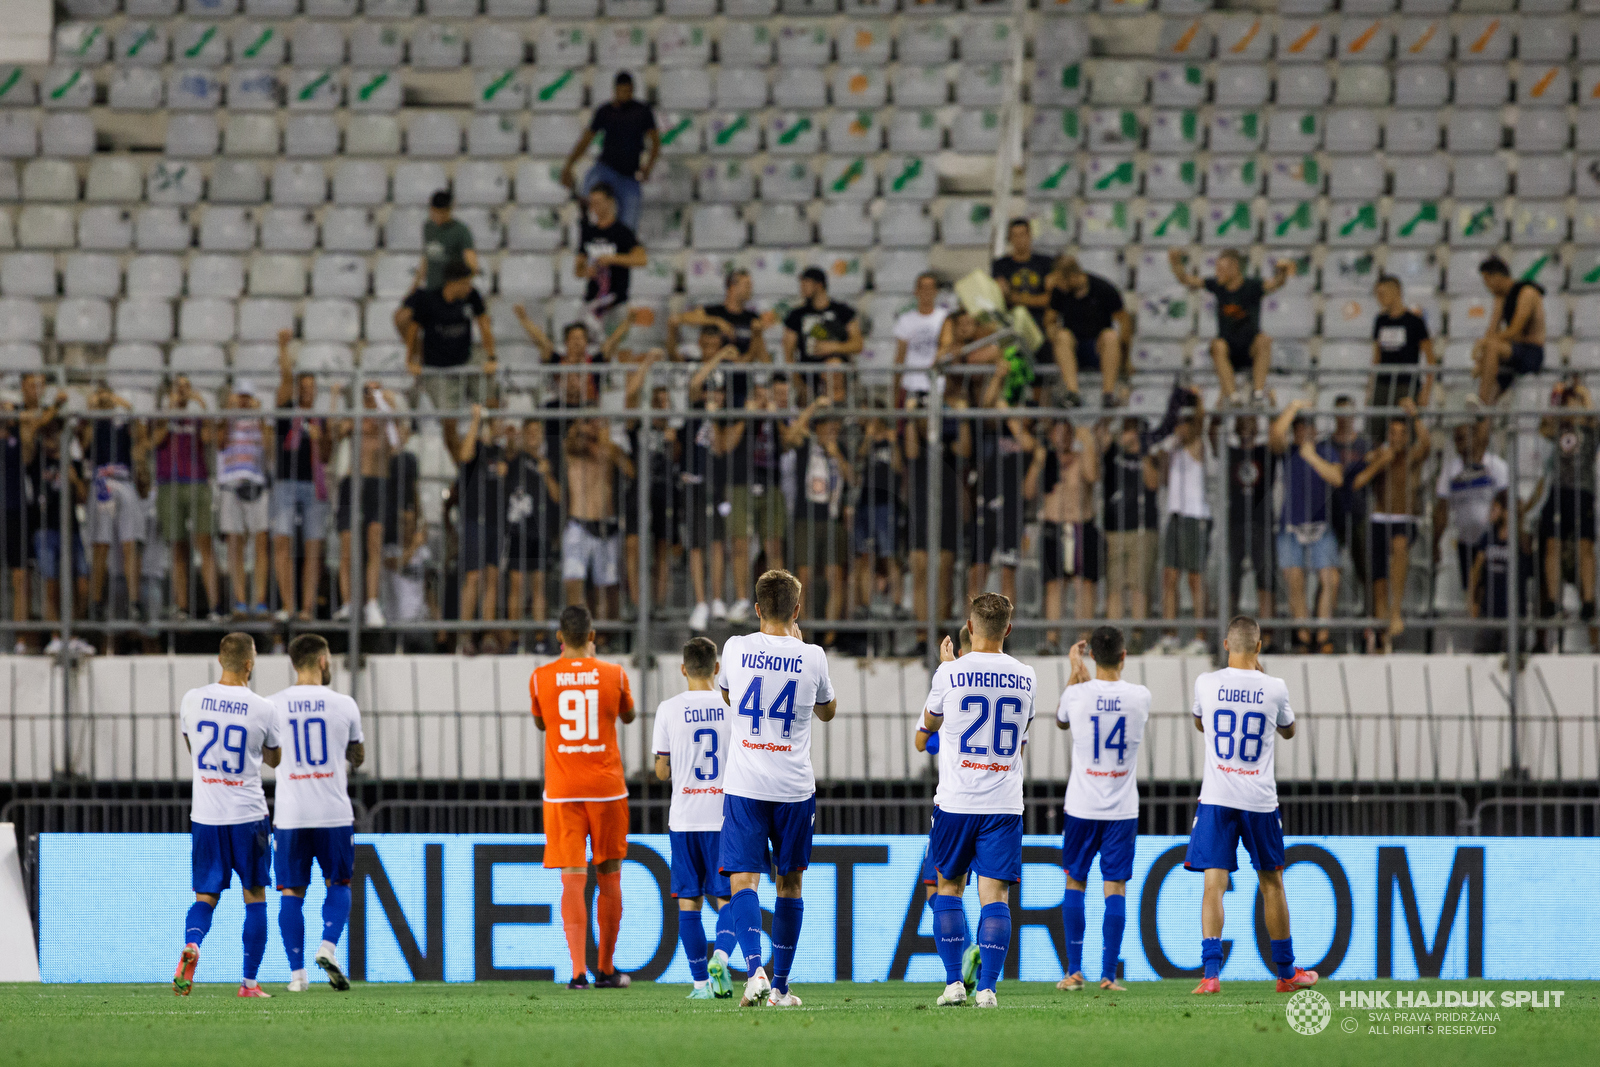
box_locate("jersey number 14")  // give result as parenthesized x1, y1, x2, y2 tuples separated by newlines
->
(559, 689, 602, 741)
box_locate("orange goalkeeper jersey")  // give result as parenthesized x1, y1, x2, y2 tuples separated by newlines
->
(532, 656, 633, 802)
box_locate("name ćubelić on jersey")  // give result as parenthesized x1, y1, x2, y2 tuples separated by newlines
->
(179, 682, 280, 826)
(1056, 678, 1152, 821)
(652, 690, 731, 832)
(1191, 666, 1295, 813)
(268, 685, 364, 829)
(716, 632, 834, 803)
(925, 651, 1037, 816)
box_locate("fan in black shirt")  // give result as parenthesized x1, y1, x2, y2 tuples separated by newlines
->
(676, 268, 770, 360)
(1371, 274, 1437, 414)
(1045, 255, 1132, 409)
(1169, 248, 1293, 407)
(991, 218, 1054, 315)
(575, 183, 648, 320)
(559, 73, 659, 231)
(453, 403, 509, 655)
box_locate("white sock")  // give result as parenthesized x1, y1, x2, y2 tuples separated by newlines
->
(243, 978, 259, 989)
(712, 949, 729, 966)
(693, 979, 707, 989)
(319, 940, 338, 958)
(291, 969, 307, 982)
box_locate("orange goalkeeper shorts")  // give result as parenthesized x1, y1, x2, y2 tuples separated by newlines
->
(542, 798, 630, 869)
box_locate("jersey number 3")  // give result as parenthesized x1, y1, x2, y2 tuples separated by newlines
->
(559, 689, 601, 741)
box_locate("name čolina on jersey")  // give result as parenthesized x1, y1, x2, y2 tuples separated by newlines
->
(199, 697, 252, 715)
(949, 671, 1033, 692)
(683, 706, 725, 723)
(739, 652, 805, 675)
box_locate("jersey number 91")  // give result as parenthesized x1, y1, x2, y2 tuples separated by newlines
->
(559, 689, 602, 741)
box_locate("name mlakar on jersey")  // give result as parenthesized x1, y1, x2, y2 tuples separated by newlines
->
(556, 669, 602, 687)
(199, 696, 252, 716)
(949, 670, 1033, 693)
(740, 652, 805, 675)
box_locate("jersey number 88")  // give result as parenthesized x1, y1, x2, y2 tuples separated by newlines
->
(1213, 709, 1267, 763)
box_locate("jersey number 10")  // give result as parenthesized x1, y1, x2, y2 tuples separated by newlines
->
(288, 717, 329, 767)
(559, 689, 602, 741)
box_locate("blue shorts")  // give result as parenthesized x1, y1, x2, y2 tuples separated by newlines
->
(1276, 527, 1338, 573)
(192, 817, 273, 895)
(270, 479, 331, 541)
(273, 826, 355, 890)
(718, 794, 815, 877)
(1061, 815, 1139, 883)
(920, 842, 938, 886)
(671, 830, 732, 899)
(33, 529, 88, 581)
(1184, 803, 1286, 873)
(927, 807, 1023, 884)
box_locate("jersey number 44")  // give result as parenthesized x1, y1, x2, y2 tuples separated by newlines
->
(737, 678, 797, 737)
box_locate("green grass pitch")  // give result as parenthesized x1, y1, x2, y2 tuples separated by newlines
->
(3, 980, 1596, 1067)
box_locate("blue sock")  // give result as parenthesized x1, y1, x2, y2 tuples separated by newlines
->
(769, 897, 803, 995)
(729, 888, 765, 975)
(679, 908, 710, 982)
(1101, 895, 1126, 983)
(1062, 889, 1086, 977)
(930, 894, 967, 985)
(242, 902, 268, 982)
(184, 900, 214, 946)
(1270, 937, 1295, 981)
(1201, 937, 1224, 980)
(322, 884, 351, 946)
(976, 901, 1010, 993)
(278, 894, 306, 971)
(713, 901, 738, 964)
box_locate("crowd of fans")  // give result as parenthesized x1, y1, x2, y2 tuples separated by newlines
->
(0, 195, 1586, 658)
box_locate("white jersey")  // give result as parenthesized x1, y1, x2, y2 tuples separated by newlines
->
(651, 690, 732, 832)
(179, 682, 280, 826)
(268, 685, 364, 829)
(1056, 679, 1151, 821)
(716, 631, 835, 803)
(925, 651, 1037, 816)
(1191, 667, 1295, 813)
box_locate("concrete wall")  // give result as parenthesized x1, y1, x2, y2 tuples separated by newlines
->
(2, 652, 1595, 784)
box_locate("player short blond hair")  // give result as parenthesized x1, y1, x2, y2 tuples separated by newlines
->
(218, 632, 255, 673)
(968, 593, 1013, 641)
(755, 569, 801, 623)
(1226, 614, 1260, 653)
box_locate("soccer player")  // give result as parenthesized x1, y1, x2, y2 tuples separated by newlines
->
(921, 594, 1036, 1008)
(914, 625, 979, 991)
(173, 633, 281, 998)
(269, 634, 364, 993)
(1054, 626, 1150, 992)
(652, 637, 739, 1000)
(531, 604, 637, 990)
(1186, 615, 1318, 995)
(716, 569, 837, 1007)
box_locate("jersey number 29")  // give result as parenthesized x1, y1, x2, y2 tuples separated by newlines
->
(559, 689, 601, 741)
(194, 720, 247, 775)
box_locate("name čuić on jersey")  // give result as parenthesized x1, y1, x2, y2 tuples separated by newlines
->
(738, 652, 806, 674)
(557, 743, 610, 754)
(199, 697, 253, 716)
